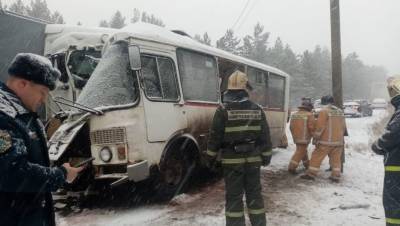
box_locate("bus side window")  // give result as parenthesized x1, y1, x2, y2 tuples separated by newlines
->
(141, 55, 179, 101)
(247, 67, 268, 107)
(177, 49, 219, 102)
(268, 73, 285, 110)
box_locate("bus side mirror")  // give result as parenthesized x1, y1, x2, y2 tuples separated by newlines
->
(128, 45, 141, 71)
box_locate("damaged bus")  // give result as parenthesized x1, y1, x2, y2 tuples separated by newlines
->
(48, 23, 290, 198)
(0, 9, 115, 120)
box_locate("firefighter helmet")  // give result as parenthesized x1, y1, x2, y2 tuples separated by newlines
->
(299, 97, 313, 111)
(227, 70, 251, 90)
(387, 77, 400, 99)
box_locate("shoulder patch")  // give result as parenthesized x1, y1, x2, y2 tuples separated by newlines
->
(0, 130, 12, 154)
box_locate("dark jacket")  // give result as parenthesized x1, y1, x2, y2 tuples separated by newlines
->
(0, 82, 66, 226)
(372, 96, 400, 223)
(206, 90, 272, 165)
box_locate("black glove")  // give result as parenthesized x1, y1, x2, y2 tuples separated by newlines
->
(262, 156, 271, 166)
(371, 141, 385, 155)
(205, 155, 216, 168)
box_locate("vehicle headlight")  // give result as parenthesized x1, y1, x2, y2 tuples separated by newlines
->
(99, 147, 112, 162)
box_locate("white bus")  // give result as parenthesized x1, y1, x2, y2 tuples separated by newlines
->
(48, 23, 290, 198)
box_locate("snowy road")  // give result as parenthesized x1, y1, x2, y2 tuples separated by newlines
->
(57, 110, 389, 226)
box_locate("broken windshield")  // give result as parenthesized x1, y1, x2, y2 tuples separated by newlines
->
(76, 41, 138, 109)
(68, 49, 101, 89)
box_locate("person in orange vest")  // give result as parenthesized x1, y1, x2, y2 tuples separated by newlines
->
(288, 98, 315, 174)
(301, 95, 347, 182)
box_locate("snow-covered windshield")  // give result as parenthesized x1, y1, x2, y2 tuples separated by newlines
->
(76, 41, 138, 108)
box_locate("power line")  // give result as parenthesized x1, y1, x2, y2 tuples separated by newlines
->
(231, 0, 252, 30)
(235, 0, 260, 32)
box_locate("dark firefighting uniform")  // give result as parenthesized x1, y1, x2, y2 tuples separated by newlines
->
(206, 90, 272, 226)
(372, 96, 400, 226)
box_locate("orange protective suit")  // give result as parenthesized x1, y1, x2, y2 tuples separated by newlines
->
(306, 105, 346, 180)
(288, 109, 315, 172)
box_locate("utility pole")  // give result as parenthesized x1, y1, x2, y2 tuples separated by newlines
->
(330, 0, 345, 172)
(330, 0, 343, 108)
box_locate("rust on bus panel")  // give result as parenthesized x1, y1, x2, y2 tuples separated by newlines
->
(184, 106, 216, 149)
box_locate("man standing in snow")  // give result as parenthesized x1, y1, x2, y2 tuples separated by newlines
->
(372, 77, 400, 226)
(288, 98, 315, 174)
(206, 70, 272, 226)
(0, 53, 84, 226)
(301, 95, 346, 182)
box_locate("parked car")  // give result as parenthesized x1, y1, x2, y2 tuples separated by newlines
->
(344, 101, 362, 117)
(354, 99, 373, 117)
(371, 98, 388, 109)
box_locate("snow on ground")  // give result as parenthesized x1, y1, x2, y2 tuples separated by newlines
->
(57, 110, 389, 226)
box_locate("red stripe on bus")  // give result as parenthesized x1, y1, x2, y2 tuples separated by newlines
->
(264, 108, 285, 112)
(184, 102, 219, 107)
(184, 102, 285, 112)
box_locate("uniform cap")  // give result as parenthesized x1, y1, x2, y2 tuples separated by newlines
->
(8, 53, 60, 90)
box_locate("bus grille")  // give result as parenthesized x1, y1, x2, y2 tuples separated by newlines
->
(90, 127, 126, 145)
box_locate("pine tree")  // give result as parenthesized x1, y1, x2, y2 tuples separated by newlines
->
(99, 20, 109, 27)
(139, 11, 165, 27)
(27, 0, 52, 21)
(194, 32, 212, 46)
(51, 11, 64, 24)
(202, 32, 211, 46)
(239, 23, 269, 62)
(131, 8, 140, 23)
(216, 29, 240, 54)
(109, 10, 126, 29)
(9, 0, 26, 15)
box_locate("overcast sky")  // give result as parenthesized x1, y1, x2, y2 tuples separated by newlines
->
(4, 0, 400, 74)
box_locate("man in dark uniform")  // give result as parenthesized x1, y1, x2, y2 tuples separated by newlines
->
(0, 53, 84, 226)
(372, 77, 400, 226)
(206, 70, 272, 226)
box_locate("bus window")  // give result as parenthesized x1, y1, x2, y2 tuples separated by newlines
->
(177, 49, 219, 102)
(68, 49, 101, 89)
(141, 55, 179, 101)
(247, 67, 268, 107)
(268, 73, 285, 110)
(217, 58, 245, 93)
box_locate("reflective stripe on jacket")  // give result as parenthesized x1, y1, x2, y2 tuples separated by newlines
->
(290, 109, 315, 144)
(314, 105, 346, 146)
(206, 93, 272, 163)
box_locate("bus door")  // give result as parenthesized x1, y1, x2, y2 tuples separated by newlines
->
(140, 51, 187, 142)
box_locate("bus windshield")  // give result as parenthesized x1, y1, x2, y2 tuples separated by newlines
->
(76, 41, 138, 109)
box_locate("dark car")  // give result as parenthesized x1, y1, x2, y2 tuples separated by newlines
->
(354, 99, 373, 117)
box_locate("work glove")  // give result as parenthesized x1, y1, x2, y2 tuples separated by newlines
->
(371, 141, 385, 155)
(205, 154, 217, 169)
(262, 156, 271, 167)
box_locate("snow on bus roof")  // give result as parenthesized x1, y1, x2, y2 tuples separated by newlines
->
(120, 23, 290, 78)
(44, 23, 289, 78)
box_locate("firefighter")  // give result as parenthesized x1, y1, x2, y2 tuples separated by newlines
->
(288, 98, 315, 174)
(372, 77, 400, 226)
(301, 95, 346, 182)
(206, 70, 272, 226)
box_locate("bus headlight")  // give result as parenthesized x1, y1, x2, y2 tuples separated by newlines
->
(99, 147, 112, 162)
